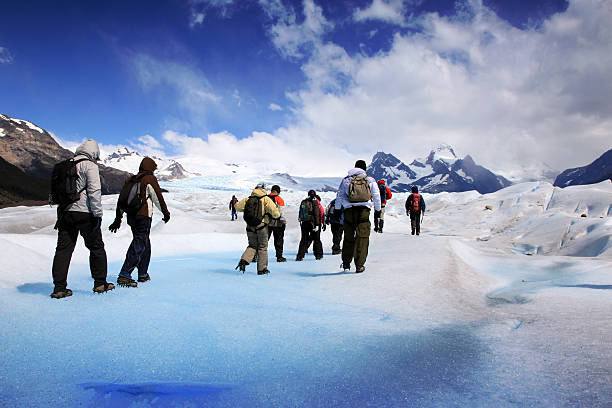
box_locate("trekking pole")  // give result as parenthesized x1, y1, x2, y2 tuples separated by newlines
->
(421, 212, 425, 225)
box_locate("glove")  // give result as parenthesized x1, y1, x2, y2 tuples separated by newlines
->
(322, 224, 327, 231)
(163, 213, 171, 223)
(108, 218, 121, 233)
(374, 210, 381, 219)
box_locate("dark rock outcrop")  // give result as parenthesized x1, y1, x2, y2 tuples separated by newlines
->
(554, 149, 612, 187)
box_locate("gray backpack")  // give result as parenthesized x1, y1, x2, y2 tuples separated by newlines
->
(348, 175, 372, 203)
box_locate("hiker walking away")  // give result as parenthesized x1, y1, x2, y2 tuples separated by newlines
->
(49, 139, 114, 298)
(108, 157, 171, 287)
(235, 183, 280, 275)
(374, 179, 392, 233)
(405, 186, 426, 235)
(334, 160, 381, 273)
(267, 185, 287, 262)
(325, 198, 343, 255)
(229, 195, 238, 220)
(296, 190, 325, 261)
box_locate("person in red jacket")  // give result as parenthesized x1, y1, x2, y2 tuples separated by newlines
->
(374, 179, 392, 233)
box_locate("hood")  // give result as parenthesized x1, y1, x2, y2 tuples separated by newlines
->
(377, 180, 385, 185)
(139, 157, 158, 173)
(251, 187, 267, 197)
(348, 167, 367, 177)
(75, 139, 100, 161)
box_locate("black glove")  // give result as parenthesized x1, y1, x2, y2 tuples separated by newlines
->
(163, 213, 171, 223)
(108, 218, 121, 233)
(374, 210, 381, 219)
(322, 224, 327, 231)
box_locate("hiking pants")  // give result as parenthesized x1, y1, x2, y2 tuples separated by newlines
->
(297, 222, 323, 259)
(410, 210, 422, 235)
(119, 215, 152, 279)
(342, 206, 371, 268)
(331, 223, 343, 253)
(231, 209, 237, 220)
(374, 205, 386, 231)
(242, 225, 269, 272)
(267, 224, 286, 258)
(51, 211, 108, 290)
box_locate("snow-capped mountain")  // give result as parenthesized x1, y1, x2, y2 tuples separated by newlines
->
(554, 148, 612, 187)
(102, 147, 199, 181)
(367, 144, 512, 194)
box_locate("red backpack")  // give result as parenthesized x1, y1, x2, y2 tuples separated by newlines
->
(411, 193, 421, 211)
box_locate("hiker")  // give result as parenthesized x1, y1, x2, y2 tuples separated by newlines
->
(296, 190, 325, 261)
(108, 157, 171, 287)
(235, 183, 280, 275)
(374, 179, 392, 233)
(334, 160, 381, 273)
(405, 186, 426, 235)
(325, 198, 343, 255)
(267, 185, 287, 262)
(229, 195, 238, 220)
(50, 139, 114, 298)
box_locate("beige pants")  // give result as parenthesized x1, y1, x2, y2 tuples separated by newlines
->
(241, 225, 269, 272)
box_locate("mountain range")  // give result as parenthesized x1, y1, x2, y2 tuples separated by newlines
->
(101, 147, 199, 181)
(367, 145, 513, 194)
(554, 148, 612, 188)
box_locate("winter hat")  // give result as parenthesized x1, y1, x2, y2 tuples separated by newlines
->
(308, 189, 316, 197)
(411, 186, 418, 193)
(255, 182, 266, 190)
(271, 185, 281, 194)
(354, 160, 367, 171)
(378, 179, 385, 185)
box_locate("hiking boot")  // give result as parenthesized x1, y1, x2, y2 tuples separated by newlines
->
(277, 256, 287, 262)
(315, 255, 323, 260)
(117, 276, 138, 288)
(93, 282, 115, 293)
(138, 274, 151, 283)
(411, 230, 415, 235)
(295, 256, 304, 261)
(235, 259, 248, 273)
(332, 249, 342, 255)
(341, 263, 351, 271)
(50, 288, 73, 299)
(355, 266, 366, 273)
(257, 268, 270, 275)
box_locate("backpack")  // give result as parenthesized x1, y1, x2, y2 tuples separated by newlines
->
(243, 195, 264, 226)
(348, 175, 372, 203)
(267, 195, 282, 228)
(117, 177, 144, 216)
(411, 193, 421, 212)
(49, 158, 90, 208)
(299, 198, 321, 226)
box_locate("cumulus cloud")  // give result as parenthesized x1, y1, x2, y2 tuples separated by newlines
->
(0, 47, 13, 64)
(353, 0, 408, 25)
(268, 103, 282, 111)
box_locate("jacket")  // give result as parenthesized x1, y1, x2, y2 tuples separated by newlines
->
(335, 168, 382, 212)
(65, 139, 103, 218)
(405, 193, 426, 213)
(135, 157, 170, 218)
(326, 199, 344, 225)
(235, 188, 281, 225)
(377, 181, 392, 206)
(267, 193, 286, 227)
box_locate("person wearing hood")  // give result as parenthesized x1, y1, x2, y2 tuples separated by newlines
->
(405, 186, 426, 236)
(234, 183, 280, 275)
(334, 160, 381, 273)
(50, 139, 114, 298)
(296, 190, 325, 261)
(109, 157, 171, 287)
(374, 179, 392, 233)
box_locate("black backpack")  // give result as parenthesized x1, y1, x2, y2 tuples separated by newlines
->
(299, 197, 321, 226)
(49, 158, 90, 208)
(243, 195, 264, 226)
(117, 176, 144, 216)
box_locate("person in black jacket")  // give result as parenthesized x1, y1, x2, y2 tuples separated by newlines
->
(405, 186, 426, 235)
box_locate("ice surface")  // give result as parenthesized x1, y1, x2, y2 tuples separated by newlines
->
(0, 180, 611, 407)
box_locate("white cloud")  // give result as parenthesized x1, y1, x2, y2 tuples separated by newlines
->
(353, 0, 407, 25)
(268, 103, 282, 111)
(0, 47, 13, 64)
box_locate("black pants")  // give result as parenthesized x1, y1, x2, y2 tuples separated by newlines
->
(330, 223, 343, 253)
(410, 210, 422, 235)
(119, 214, 152, 279)
(297, 222, 323, 259)
(267, 224, 286, 258)
(51, 211, 108, 290)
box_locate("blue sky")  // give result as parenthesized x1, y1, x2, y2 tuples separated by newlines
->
(2, 0, 610, 176)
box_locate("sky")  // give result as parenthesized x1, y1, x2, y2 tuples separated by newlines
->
(1, 0, 610, 177)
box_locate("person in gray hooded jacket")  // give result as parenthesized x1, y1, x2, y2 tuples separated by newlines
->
(50, 139, 114, 298)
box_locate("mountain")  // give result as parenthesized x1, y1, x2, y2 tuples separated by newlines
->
(554, 148, 612, 188)
(0, 156, 49, 208)
(0, 113, 131, 205)
(367, 144, 512, 194)
(102, 147, 199, 181)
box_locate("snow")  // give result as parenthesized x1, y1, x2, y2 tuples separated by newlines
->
(0, 128, 5, 137)
(0, 179, 611, 406)
(7, 116, 45, 133)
